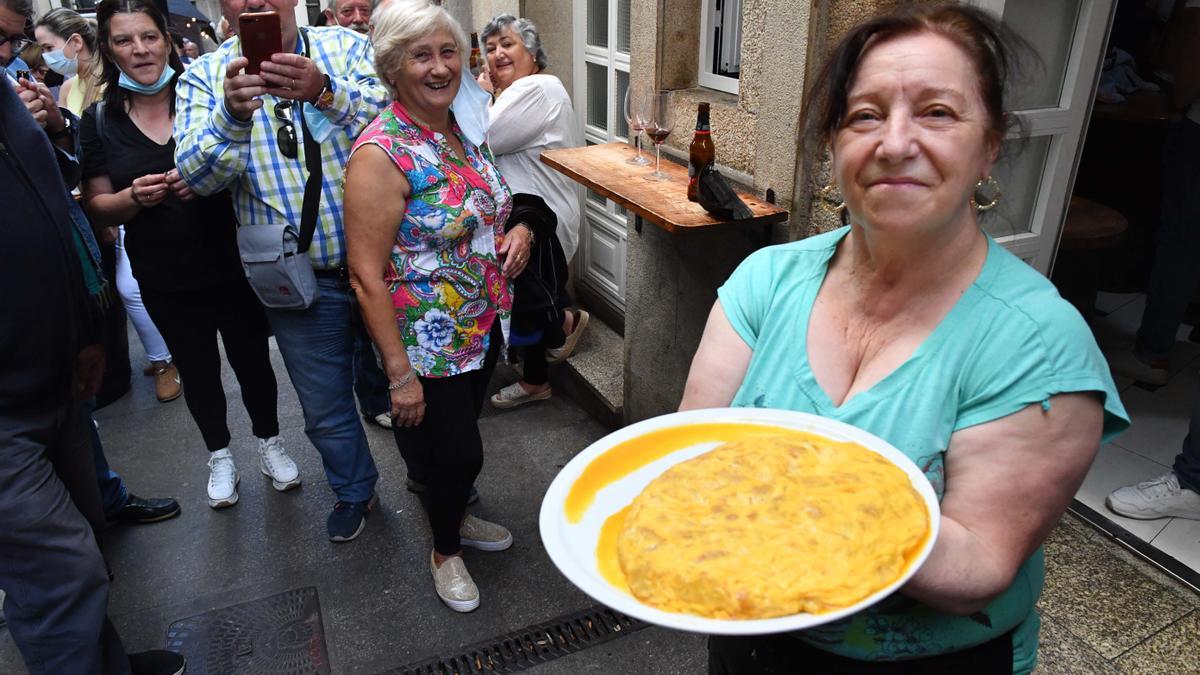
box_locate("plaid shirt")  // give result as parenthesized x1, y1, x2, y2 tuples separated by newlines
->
(173, 27, 387, 269)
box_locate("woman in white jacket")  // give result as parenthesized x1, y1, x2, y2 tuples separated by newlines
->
(479, 13, 589, 409)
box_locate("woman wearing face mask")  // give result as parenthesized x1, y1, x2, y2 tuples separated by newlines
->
(38, 5, 181, 402)
(477, 14, 588, 410)
(80, 0, 296, 509)
(35, 8, 103, 116)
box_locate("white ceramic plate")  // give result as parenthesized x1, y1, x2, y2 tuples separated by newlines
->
(538, 407, 940, 635)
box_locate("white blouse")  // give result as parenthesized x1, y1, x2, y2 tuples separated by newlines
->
(488, 73, 583, 259)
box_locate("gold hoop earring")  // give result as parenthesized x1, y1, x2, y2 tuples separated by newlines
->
(971, 176, 1002, 211)
(819, 183, 845, 215)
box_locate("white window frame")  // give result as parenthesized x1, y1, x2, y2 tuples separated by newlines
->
(965, 0, 1116, 274)
(698, 0, 742, 95)
(573, 0, 632, 309)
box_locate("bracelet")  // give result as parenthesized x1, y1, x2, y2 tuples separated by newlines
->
(388, 370, 416, 390)
(514, 223, 535, 247)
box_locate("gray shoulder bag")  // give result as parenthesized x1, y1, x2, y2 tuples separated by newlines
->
(236, 29, 322, 310)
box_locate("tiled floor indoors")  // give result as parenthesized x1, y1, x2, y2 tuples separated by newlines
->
(1075, 291, 1200, 580)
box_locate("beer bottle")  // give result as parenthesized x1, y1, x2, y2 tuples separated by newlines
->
(470, 32, 482, 77)
(687, 103, 715, 202)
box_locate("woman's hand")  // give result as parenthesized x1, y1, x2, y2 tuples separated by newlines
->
(476, 67, 493, 94)
(389, 376, 425, 427)
(165, 169, 196, 202)
(129, 173, 170, 208)
(498, 225, 533, 278)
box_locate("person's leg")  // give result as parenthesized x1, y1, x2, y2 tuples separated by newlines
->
(214, 278, 279, 441)
(1136, 120, 1200, 361)
(353, 321, 391, 420)
(265, 278, 378, 502)
(140, 288, 231, 452)
(0, 402, 130, 675)
(1173, 381, 1200, 494)
(87, 400, 128, 517)
(115, 228, 171, 365)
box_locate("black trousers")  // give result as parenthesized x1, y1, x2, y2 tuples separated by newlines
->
(707, 630, 1014, 675)
(0, 399, 129, 674)
(522, 320, 565, 386)
(393, 322, 502, 555)
(141, 276, 279, 451)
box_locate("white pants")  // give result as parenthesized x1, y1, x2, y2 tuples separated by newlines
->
(116, 226, 171, 362)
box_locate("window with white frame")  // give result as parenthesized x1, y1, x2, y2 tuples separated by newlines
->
(574, 0, 633, 309)
(699, 0, 743, 95)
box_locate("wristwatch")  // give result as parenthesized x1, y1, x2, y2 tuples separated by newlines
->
(47, 112, 73, 140)
(313, 74, 335, 111)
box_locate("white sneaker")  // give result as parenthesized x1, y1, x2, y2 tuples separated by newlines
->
(258, 436, 301, 491)
(207, 449, 239, 508)
(1106, 471, 1200, 520)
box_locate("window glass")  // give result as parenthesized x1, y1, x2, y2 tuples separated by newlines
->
(588, 0, 609, 48)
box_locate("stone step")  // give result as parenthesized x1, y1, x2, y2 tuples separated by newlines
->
(551, 311, 624, 429)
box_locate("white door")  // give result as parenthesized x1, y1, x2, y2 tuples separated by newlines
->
(968, 0, 1118, 272)
(573, 0, 632, 314)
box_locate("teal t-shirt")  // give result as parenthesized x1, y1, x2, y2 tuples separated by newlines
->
(717, 227, 1129, 672)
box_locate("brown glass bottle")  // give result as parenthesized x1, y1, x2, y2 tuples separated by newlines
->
(470, 32, 482, 76)
(687, 103, 715, 202)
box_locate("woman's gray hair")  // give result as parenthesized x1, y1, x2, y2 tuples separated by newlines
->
(371, 0, 470, 98)
(480, 13, 547, 70)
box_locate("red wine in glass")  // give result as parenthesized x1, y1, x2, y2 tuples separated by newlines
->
(643, 91, 675, 182)
(646, 127, 672, 144)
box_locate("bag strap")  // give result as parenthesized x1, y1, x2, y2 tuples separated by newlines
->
(95, 100, 106, 145)
(296, 28, 323, 254)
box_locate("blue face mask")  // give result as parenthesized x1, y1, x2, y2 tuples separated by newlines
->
(118, 62, 175, 95)
(43, 47, 78, 77)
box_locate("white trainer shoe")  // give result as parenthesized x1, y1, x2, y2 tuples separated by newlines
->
(258, 436, 301, 491)
(1106, 471, 1200, 520)
(207, 449, 239, 508)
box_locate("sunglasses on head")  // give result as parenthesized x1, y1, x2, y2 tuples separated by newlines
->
(274, 100, 297, 159)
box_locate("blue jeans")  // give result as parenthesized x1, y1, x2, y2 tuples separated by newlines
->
(87, 399, 128, 517)
(1175, 381, 1200, 493)
(353, 323, 390, 418)
(1136, 118, 1200, 361)
(265, 277, 378, 502)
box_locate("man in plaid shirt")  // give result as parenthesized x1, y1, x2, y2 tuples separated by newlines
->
(174, 0, 388, 542)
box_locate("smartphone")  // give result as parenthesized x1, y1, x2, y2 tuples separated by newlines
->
(238, 11, 282, 75)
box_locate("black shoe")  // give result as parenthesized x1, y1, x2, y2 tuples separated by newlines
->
(128, 650, 185, 675)
(327, 493, 379, 542)
(109, 494, 181, 525)
(405, 477, 480, 504)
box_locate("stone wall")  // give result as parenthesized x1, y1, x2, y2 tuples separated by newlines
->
(521, 0, 574, 97)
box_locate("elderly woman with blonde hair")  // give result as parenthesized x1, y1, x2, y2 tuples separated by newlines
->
(345, 0, 523, 612)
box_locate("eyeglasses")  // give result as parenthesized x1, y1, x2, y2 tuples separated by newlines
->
(0, 32, 29, 51)
(274, 101, 297, 160)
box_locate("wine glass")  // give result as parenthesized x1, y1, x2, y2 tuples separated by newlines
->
(623, 85, 651, 166)
(643, 91, 674, 182)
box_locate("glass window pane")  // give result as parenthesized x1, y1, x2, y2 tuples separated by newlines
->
(588, 0, 609, 48)
(588, 189, 606, 205)
(615, 69, 630, 140)
(586, 62, 608, 130)
(1002, 0, 1080, 109)
(617, 0, 631, 54)
(982, 135, 1053, 239)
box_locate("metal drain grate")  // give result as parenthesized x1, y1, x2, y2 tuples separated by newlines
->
(386, 605, 648, 674)
(165, 586, 330, 674)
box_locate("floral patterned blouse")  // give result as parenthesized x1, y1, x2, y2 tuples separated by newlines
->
(352, 101, 513, 378)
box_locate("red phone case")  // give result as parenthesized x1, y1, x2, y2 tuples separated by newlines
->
(239, 11, 282, 75)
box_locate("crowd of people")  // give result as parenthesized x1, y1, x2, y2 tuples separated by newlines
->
(1, 0, 1167, 672)
(2, 0, 588, 671)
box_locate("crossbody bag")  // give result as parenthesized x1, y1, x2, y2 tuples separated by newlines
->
(236, 29, 323, 309)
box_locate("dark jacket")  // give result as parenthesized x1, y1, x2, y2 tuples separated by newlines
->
(0, 79, 101, 414)
(505, 193, 570, 341)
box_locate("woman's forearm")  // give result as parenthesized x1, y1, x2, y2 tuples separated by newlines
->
(900, 516, 1016, 615)
(350, 272, 413, 382)
(84, 188, 140, 228)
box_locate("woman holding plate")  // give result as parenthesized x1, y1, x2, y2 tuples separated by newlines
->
(680, 5, 1128, 673)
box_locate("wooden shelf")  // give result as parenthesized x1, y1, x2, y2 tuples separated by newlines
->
(540, 142, 788, 234)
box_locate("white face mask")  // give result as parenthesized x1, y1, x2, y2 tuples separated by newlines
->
(450, 71, 492, 148)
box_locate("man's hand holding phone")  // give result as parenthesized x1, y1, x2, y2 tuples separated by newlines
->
(260, 54, 324, 103)
(224, 56, 267, 122)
